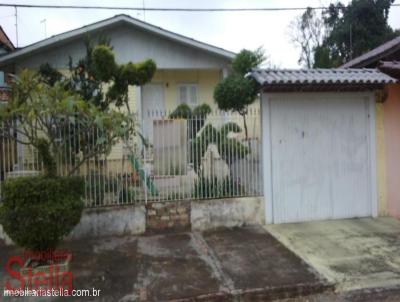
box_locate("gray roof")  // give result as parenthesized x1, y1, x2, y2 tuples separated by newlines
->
(341, 35, 400, 68)
(251, 68, 397, 86)
(379, 61, 400, 79)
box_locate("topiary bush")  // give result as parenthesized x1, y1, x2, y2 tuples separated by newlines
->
(0, 176, 84, 251)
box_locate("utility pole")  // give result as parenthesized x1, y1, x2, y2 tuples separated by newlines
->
(349, 23, 353, 60)
(14, 6, 18, 47)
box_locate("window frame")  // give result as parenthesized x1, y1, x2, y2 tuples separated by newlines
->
(177, 83, 198, 107)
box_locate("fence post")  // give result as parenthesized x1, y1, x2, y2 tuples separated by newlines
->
(144, 144, 148, 205)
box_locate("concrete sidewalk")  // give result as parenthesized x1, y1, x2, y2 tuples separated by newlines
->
(0, 226, 330, 302)
(266, 217, 400, 292)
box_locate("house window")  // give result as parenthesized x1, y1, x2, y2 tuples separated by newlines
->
(178, 84, 198, 106)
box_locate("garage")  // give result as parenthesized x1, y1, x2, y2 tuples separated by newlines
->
(250, 69, 396, 223)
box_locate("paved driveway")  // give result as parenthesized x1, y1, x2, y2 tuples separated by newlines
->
(0, 226, 329, 301)
(265, 218, 400, 291)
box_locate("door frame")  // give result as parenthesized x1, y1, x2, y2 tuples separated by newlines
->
(261, 92, 378, 224)
(140, 83, 165, 141)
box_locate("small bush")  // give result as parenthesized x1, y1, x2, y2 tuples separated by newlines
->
(169, 103, 192, 119)
(193, 177, 243, 199)
(0, 176, 84, 251)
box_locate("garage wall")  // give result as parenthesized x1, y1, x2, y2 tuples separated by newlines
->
(376, 102, 388, 216)
(383, 84, 400, 218)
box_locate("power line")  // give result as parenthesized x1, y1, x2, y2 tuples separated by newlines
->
(0, 2, 399, 12)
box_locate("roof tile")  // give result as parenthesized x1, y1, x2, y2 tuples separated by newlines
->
(250, 68, 397, 86)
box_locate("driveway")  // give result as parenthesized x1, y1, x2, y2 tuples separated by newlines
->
(0, 226, 330, 302)
(265, 217, 400, 291)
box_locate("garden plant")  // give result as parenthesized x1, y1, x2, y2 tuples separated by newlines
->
(0, 43, 156, 255)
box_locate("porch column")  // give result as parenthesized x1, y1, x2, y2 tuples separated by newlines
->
(136, 86, 142, 124)
(222, 67, 229, 79)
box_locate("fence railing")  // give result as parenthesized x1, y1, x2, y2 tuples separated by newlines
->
(0, 108, 262, 207)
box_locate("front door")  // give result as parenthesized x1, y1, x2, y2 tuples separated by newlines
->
(141, 84, 165, 142)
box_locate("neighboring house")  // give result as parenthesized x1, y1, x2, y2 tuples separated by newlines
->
(342, 36, 400, 219)
(0, 25, 14, 103)
(0, 26, 15, 181)
(0, 25, 14, 55)
(250, 68, 396, 223)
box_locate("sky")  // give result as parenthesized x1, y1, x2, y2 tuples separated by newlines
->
(1, 0, 400, 68)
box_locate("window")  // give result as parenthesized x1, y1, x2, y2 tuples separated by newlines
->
(178, 84, 198, 106)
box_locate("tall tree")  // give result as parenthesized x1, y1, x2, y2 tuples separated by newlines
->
(289, 7, 324, 68)
(314, 0, 398, 67)
(38, 38, 156, 168)
(39, 36, 156, 112)
(214, 48, 264, 142)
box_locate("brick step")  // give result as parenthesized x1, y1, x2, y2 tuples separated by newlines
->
(146, 201, 191, 234)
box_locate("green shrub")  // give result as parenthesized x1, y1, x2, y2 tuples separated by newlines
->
(169, 103, 192, 119)
(0, 176, 84, 251)
(192, 104, 212, 117)
(189, 122, 249, 172)
(169, 103, 211, 139)
(193, 177, 243, 199)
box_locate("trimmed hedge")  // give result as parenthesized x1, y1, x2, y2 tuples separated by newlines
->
(0, 176, 84, 251)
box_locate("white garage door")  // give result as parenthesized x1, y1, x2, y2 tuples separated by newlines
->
(267, 94, 375, 223)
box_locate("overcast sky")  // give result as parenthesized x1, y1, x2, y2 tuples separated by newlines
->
(1, 0, 400, 68)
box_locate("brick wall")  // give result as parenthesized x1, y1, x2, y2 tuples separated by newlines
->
(146, 201, 190, 233)
(0, 72, 12, 102)
(0, 88, 10, 102)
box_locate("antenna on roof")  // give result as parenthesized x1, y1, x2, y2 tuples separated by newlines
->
(41, 19, 47, 38)
(14, 6, 18, 47)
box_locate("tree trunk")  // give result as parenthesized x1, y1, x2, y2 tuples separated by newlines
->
(242, 113, 251, 151)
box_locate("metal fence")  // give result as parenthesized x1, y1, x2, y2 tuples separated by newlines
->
(0, 108, 262, 207)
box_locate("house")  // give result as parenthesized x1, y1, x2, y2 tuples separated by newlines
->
(342, 36, 400, 219)
(0, 14, 240, 170)
(250, 68, 397, 223)
(0, 15, 263, 206)
(0, 14, 236, 141)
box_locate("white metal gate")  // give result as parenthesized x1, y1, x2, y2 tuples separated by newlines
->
(264, 93, 376, 223)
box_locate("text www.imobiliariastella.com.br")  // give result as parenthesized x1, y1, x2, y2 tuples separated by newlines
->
(3, 288, 101, 297)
